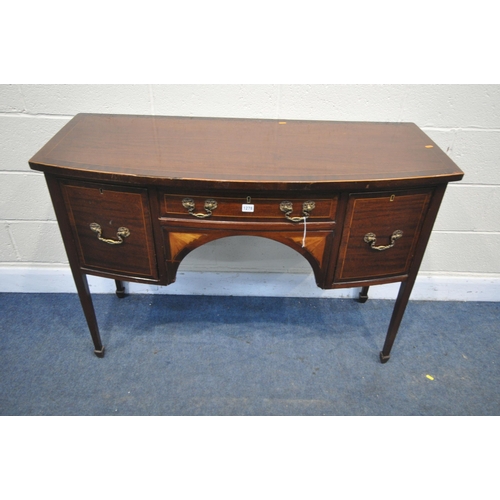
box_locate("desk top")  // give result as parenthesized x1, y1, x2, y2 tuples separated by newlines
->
(30, 113, 464, 190)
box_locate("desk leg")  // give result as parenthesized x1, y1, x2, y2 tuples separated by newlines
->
(44, 174, 105, 358)
(379, 184, 447, 363)
(358, 286, 370, 303)
(115, 280, 126, 298)
(73, 271, 105, 358)
(379, 280, 414, 363)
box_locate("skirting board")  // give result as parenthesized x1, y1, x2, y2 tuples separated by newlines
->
(0, 267, 499, 301)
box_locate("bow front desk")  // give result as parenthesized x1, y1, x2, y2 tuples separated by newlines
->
(29, 114, 464, 362)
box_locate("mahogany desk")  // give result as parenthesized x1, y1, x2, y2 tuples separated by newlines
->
(29, 114, 464, 362)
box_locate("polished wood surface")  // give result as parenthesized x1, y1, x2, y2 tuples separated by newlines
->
(30, 114, 463, 189)
(30, 114, 464, 362)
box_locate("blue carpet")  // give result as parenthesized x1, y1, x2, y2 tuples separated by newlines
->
(0, 293, 498, 415)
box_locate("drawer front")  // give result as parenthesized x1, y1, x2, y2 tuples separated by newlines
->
(61, 182, 158, 279)
(162, 194, 337, 222)
(335, 191, 432, 282)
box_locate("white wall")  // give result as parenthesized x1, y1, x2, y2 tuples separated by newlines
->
(1, 84, 499, 299)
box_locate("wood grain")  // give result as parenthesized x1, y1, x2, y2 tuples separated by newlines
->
(30, 114, 464, 190)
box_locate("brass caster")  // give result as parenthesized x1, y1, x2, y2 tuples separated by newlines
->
(94, 346, 105, 358)
(379, 351, 390, 364)
(115, 280, 126, 299)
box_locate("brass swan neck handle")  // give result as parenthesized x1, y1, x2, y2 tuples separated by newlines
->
(89, 223, 130, 245)
(280, 200, 316, 222)
(364, 230, 403, 251)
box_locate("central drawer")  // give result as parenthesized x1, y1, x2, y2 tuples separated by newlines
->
(161, 193, 337, 222)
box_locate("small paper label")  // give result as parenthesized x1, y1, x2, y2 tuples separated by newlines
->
(242, 204, 254, 213)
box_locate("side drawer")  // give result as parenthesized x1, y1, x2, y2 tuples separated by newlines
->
(335, 190, 432, 282)
(61, 181, 158, 280)
(161, 193, 337, 222)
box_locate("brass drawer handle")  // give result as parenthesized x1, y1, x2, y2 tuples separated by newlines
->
(280, 200, 316, 222)
(89, 222, 130, 245)
(182, 198, 218, 218)
(364, 230, 403, 251)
